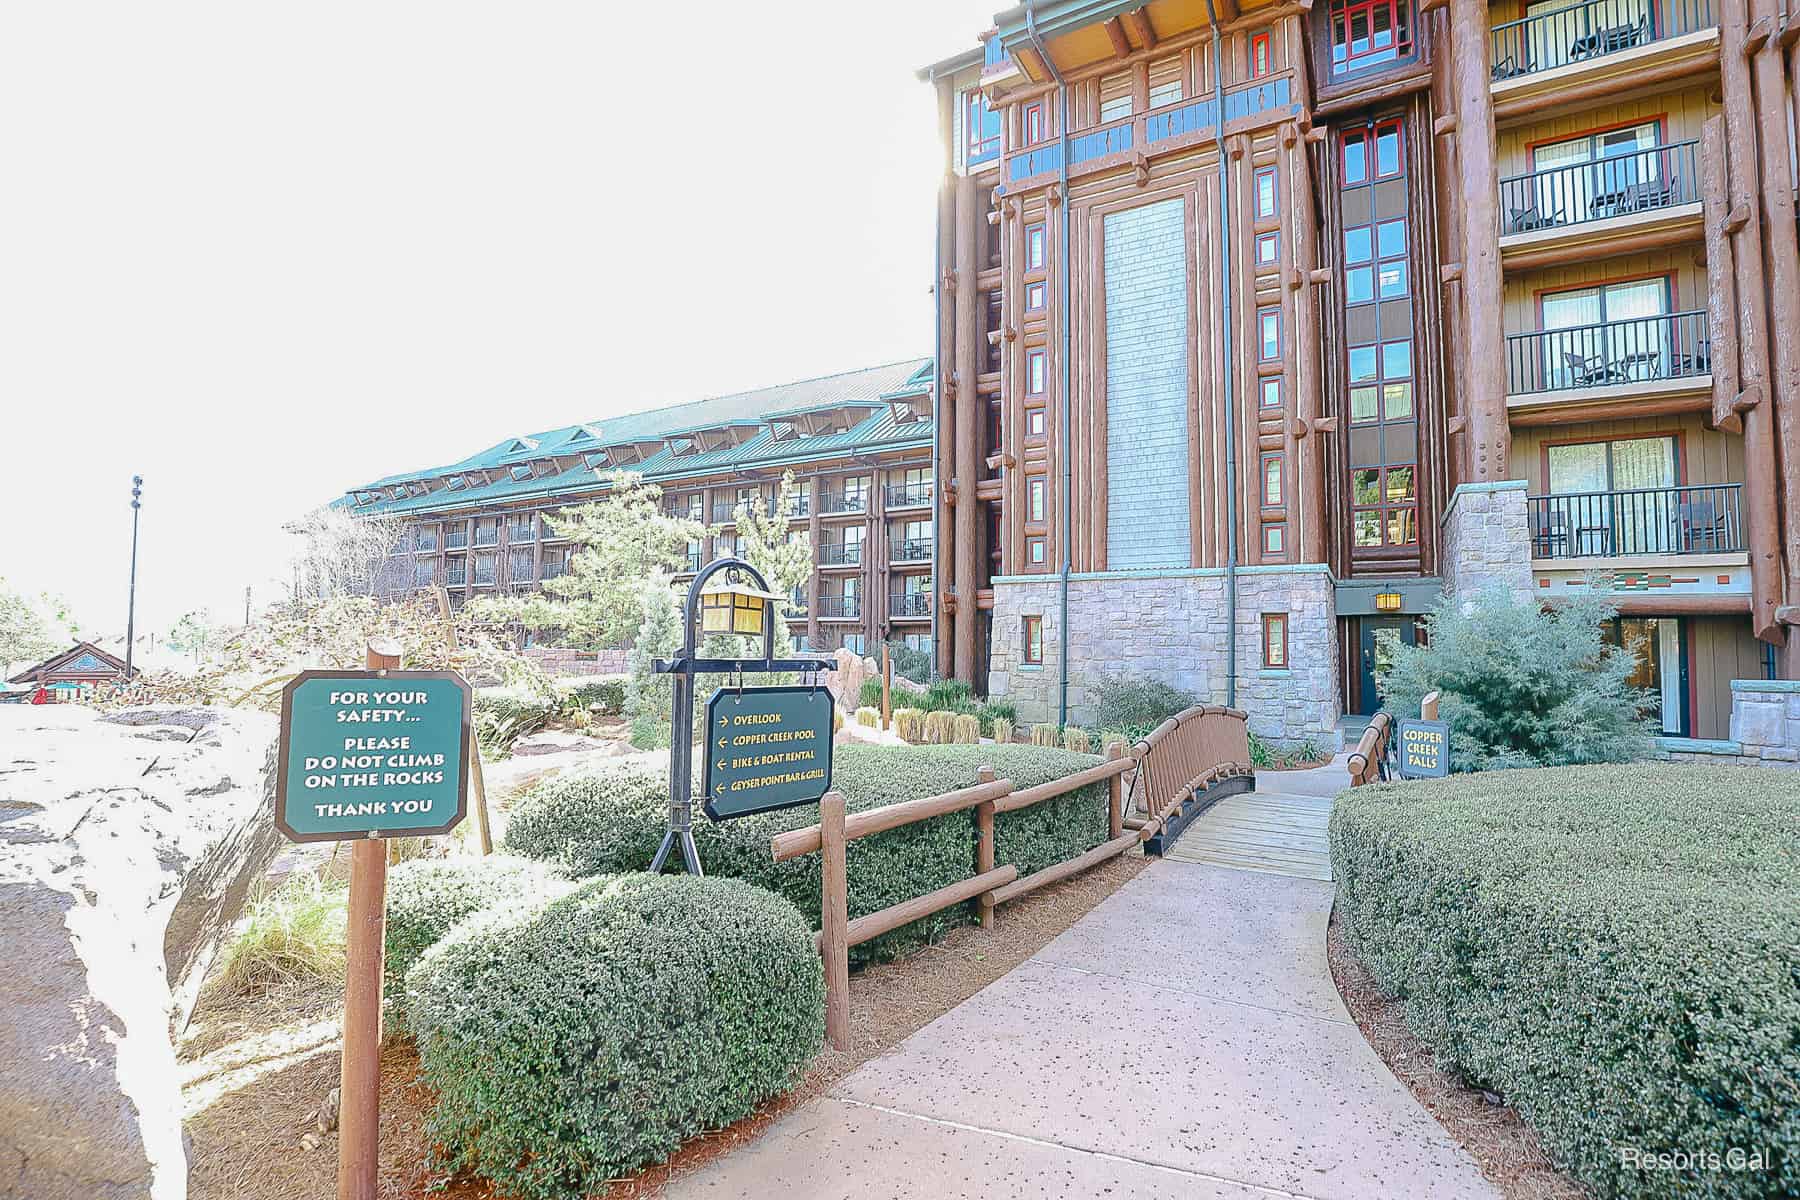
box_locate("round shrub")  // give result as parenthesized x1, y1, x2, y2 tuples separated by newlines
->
(406, 873, 824, 1199)
(1332, 764, 1800, 1200)
(503, 761, 669, 877)
(384, 854, 573, 1003)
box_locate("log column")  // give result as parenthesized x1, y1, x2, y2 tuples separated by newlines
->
(1702, 116, 1781, 644)
(1448, 0, 1509, 481)
(953, 173, 982, 684)
(1288, 121, 1327, 564)
(869, 469, 888, 643)
(807, 494, 822, 648)
(1746, 0, 1800, 670)
(934, 171, 957, 683)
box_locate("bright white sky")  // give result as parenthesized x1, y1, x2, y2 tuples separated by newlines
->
(1, 1, 988, 639)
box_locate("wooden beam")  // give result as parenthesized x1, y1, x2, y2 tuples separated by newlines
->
(1103, 16, 1131, 59)
(846, 865, 1018, 947)
(1451, 0, 1510, 481)
(1439, 263, 1464, 284)
(1432, 114, 1458, 136)
(1121, 8, 1157, 50)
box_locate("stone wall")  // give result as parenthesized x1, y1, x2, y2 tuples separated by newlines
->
(1658, 679, 1800, 766)
(988, 567, 1341, 747)
(1439, 480, 1532, 602)
(525, 645, 628, 676)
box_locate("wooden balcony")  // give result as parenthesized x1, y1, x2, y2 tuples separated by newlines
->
(1498, 141, 1703, 272)
(889, 592, 932, 620)
(818, 542, 864, 569)
(816, 595, 861, 621)
(883, 482, 933, 510)
(1489, 0, 1719, 126)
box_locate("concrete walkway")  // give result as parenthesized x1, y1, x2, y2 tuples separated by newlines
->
(668, 761, 1498, 1200)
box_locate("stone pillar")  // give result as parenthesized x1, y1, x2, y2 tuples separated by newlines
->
(1440, 481, 1532, 603)
(1449, 0, 1509, 481)
(1727, 680, 1800, 764)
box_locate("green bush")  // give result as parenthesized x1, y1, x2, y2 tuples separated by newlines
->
(1092, 676, 1196, 743)
(1377, 583, 1656, 769)
(556, 675, 625, 716)
(384, 854, 573, 1005)
(503, 743, 1110, 964)
(407, 873, 823, 1199)
(1331, 765, 1800, 1200)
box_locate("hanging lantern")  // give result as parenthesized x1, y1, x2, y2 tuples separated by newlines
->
(698, 575, 783, 637)
(1374, 591, 1403, 613)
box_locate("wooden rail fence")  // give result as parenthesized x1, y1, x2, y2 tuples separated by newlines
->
(775, 704, 1253, 1047)
(1348, 691, 1438, 786)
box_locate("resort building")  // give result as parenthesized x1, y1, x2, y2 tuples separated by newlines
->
(922, 0, 1800, 745)
(340, 360, 937, 659)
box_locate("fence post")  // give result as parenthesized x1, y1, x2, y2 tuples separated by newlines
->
(1421, 690, 1440, 721)
(882, 644, 892, 731)
(1105, 742, 1123, 839)
(820, 790, 851, 1051)
(975, 766, 997, 930)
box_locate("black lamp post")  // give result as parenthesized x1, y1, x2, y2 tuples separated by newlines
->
(125, 476, 143, 677)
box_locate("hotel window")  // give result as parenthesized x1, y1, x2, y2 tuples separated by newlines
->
(1255, 231, 1280, 267)
(1528, 122, 1662, 226)
(1254, 166, 1278, 218)
(963, 88, 1002, 165)
(1026, 280, 1046, 311)
(1262, 454, 1284, 507)
(1026, 223, 1046, 269)
(1099, 72, 1133, 122)
(1148, 56, 1184, 107)
(414, 559, 436, 588)
(843, 634, 866, 655)
(1538, 277, 1672, 389)
(1249, 32, 1273, 78)
(1263, 523, 1286, 555)
(1374, 119, 1404, 177)
(1028, 537, 1047, 565)
(1262, 614, 1289, 668)
(1329, 0, 1413, 78)
(1022, 101, 1047, 146)
(1023, 616, 1045, 664)
(1027, 348, 1047, 394)
(1261, 377, 1283, 409)
(1342, 129, 1368, 185)
(1029, 476, 1046, 522)
(1027, 409, 1046, 437)
(1258, 307, 1281, 361)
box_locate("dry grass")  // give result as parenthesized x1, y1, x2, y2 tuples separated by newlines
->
(182, 849, 1149, 1200)
(214, 873, 348, 995)
(1327, 909, 1590, 1200)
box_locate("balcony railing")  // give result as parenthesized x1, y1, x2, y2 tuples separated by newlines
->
(1490, 0, 1714, 81)
(884, 482, 933, 509)
(817, 595, 861, 619)
(711, 500, 745, 523)
(1499, 141, 1699, 235)
(473, 525, 499, 547)
(471, 562, 497, 586)
(1528, 484, 1744, 558)
(509, 523, 536, 543)
(445, 529, 469, 550)
(786, 496, 811, 518)
(819, 541, 864, 567)
(819, 492, 867, 515)
(413, 533, 438, 553)
(445, 563, 467, 587)
(891, 537, 934, 563)
(786, 595, 809, 617)
(1504, 311, 1709, 394)
(677, 550, 702, 573)
(889, 592, 933, 618)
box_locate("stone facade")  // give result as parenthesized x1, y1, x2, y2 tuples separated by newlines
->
(1439, 481, 1532, 602)
(1658, 680, 1800, 767)
(988, 566, 1341, 747)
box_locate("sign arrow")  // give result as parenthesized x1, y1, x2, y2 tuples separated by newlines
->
(717, 737, 728, 748)
(716, 760, 726, 771)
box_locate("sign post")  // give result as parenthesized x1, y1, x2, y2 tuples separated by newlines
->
(1396, 716, 1451, 778)
(652, 558, 836, 872)
(273, 639, 471, 1200)
(703, 685, 834, 819)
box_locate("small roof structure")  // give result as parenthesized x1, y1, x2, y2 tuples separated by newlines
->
(6, 641, 138, 687)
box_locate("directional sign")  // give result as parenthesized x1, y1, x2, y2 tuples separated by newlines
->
(275, 669, 472, 842)
(702, 685, 834, 820)
(1396, 717, 1451, 779)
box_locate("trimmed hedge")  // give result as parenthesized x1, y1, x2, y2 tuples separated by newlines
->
(406, 873, 823, 1200)
(556, 675, 625, 716)
(1331, 764, 1800, 1200)
(503, 743, 1112, 964)
(384, 854, 574, 1006)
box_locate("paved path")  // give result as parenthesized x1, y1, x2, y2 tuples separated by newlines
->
(1165, 756, 1348, 882)
(667, 761, 1498, 1200)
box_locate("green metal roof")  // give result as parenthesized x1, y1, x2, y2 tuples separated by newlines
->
(340, 358, 934, 518)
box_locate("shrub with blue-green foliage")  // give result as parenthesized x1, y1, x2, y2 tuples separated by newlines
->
(1331, 764, 1799, 1200)
(383, 854, 573, 1004)
(556, 675, 625, 715)
(405, 873, 823, 1200)
(503, 742, 1111, 964)
(1092, 676, 1197, 743)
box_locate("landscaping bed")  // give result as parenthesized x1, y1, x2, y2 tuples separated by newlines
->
(1330, 764, 1799, 1199)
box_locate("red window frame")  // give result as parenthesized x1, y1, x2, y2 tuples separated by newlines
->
(1374, 118, 1405, 178)
(1342, 129, 1368, 186)
(1025, 223, 1047, 270)
(1255, 230, 1281, 266)
(1330, 0, 1414, 77)
(1249, 32, 1273, 79)
(1262, 523, 1286, 556)
(1262, 613, 1289, 668)
(1023, 102, 1046, 146)
(1253, 165, 1279, 218)
(964, 90, 1001, 161)
(1257, 307, 1282, 362)
(1026, 280, 1047, 311)
(1026, 347, 1047, 395)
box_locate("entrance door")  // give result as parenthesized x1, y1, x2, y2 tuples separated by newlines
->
(1355, 616, 1416, 715)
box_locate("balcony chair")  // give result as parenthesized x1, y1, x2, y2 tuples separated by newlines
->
(1563, 350, 1626, 387)
(1508, 204, 1549, 233)
(1678, 496, 1725, 553)
(1532, 507, 1571, 558)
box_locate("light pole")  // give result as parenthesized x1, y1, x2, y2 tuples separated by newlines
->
(125, 476, 143, 677)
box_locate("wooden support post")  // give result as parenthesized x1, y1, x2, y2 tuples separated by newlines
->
(1450, 0, 1510, 481)
(1106, 742, 1124, 839)
(952, 174, 982, 685)
(1289, 124, 1326, 564)
(339, 638, 398, 1200)
(1421, 690, 1439, 721)
(819, 790, 851, 1051)
(882, 643, 892, 731)
(975, 766, 997, 931)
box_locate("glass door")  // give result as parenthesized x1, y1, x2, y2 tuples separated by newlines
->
(1546, 435, 1677, 556)
(1608, 617, 1686, 735)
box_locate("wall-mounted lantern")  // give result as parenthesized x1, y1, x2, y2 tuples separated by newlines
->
(1374, 591, 1403, 613)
